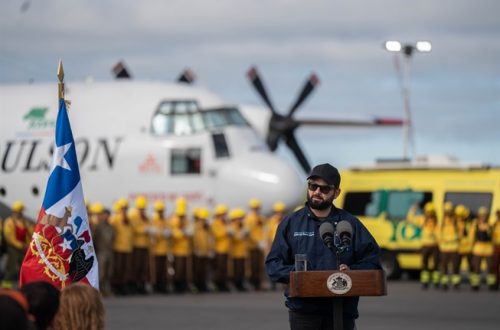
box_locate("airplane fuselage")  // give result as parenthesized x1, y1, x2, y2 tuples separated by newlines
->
(0, 81, 305, 218)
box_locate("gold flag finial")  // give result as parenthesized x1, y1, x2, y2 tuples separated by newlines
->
(57, 60, 65, 100)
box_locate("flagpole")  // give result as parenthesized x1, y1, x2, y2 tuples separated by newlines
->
(57, 60, 65, 100)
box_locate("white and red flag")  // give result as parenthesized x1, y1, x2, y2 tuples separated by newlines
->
(20, 98, 98, 289)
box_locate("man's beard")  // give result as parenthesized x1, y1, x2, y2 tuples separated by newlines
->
(307, 193, 334, 210)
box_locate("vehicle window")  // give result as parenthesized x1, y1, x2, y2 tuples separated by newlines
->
(444, 192, 493, 219)
(212, 133, 230, 158)
(386, 190, 432, 222)
(343, 191, 385, 217)
(170, 148, 201, 174)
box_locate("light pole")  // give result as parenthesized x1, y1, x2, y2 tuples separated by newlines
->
(384, 40, 431, 160)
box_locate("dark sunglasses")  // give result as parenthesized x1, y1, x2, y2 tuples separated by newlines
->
(307, 182, 335, 194)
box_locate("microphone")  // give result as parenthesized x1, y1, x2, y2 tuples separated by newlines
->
(336, 220, 353, 249)
(319, 222, 335, 251)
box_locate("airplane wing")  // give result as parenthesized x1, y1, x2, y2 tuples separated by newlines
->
(296, 117, 404, 127)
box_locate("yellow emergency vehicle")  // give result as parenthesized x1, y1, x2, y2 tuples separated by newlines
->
(336, 156, 500, 279)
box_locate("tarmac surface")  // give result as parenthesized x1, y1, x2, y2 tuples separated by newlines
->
(104, 281, 500, 330)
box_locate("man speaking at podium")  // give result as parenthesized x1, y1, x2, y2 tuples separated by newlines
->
(265, 163, 381, 330)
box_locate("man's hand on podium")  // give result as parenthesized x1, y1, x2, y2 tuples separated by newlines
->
(339, 264, 350, 271)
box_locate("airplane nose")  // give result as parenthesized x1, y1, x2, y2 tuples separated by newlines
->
(213, 152, 305, 213)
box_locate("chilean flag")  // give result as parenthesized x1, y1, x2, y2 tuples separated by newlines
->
(20, 99, 99, 289)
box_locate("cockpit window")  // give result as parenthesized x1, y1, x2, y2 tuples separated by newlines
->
(151, 100, 199, 135)
(151, 102, 249, 136)
(204, 107, 249, 129)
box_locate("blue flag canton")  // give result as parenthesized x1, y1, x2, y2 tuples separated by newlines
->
(42, 100, 82, 210)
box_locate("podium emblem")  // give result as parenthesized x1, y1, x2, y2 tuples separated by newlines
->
(326, 272, 352, 295)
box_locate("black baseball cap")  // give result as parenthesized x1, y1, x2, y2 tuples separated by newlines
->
(307, 163, 341, 187)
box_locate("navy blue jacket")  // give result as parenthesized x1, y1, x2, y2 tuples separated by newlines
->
(265, 204, 381, 319)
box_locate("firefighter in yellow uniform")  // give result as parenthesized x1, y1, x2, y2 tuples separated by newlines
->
(170, 203, 193, 293)
(211, 204, 231, 292)
(456, 205, 473, 283)
(192, 208, 212, 293)
(245, 198, 266, 291)
(128, 195, 151, 294)
(151, 200, 170, 293)
(170, 197, 188, 230)
(416, 202, 440, 289)
(1, 201, 33, 289)
(469, 207, 495, 290)
(439, 202, 460, 290)
(110, 198, 134, 295)
(266, 201, 286, 291)
(230, 208, 249, 292)
(267, 201, 286, 251)
(490, 209, 500, 290)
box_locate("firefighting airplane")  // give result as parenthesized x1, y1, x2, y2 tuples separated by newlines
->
(0, 64, 402, 218)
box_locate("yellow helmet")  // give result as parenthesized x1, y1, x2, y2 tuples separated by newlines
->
(463, 207, 470, 218)
(214, 204, 228, 216)
(424, 202, 435, 213)
(176, 197, 187, 208)
(153, 200, 165, 211)
(12, 200, 24, 212)
(197, 208, 210, 220)
(117, 197, 129, 209)
(273, 201, 286, 213)
(443, 201, 454, 213)
(229, 208, 246, 220)
(249, 198, 261, 209)
(91, 202, 104, 214)
(478, 206, 489, 216)
(135, 195, 148, 209)
(176, 204, 187, 216)
(454, 204, 466, 217)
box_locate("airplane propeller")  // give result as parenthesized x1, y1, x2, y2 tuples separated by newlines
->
(247, 67, 319, 173)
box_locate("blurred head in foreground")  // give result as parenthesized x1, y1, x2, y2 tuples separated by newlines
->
(51, 283, 104, 330)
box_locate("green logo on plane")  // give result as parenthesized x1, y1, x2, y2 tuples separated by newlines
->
(23, 107, 55, 129)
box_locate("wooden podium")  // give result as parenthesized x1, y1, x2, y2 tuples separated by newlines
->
(289, 270, 387, 330)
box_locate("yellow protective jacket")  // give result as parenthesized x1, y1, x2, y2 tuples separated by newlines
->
(151, 212, 169, 256)
(211, 217, 230, 254)
(193, 221, 212, 257)
(439, 216, 459, 252)
(128, 209, 150, 248)
(469, 220, 493, 257)
(492, 221, 500, 246)
(171, 226, 191, 257)
(267, 214, 281, 247)
(3, 216, 31, 250)
(457, 218, 473, 254)
(420, 219, 439, 247)
(230, 224, 248, 259)
(110, 212, 133, 253)
(249, 223, 266, 251)
(244, 212, 265, 230)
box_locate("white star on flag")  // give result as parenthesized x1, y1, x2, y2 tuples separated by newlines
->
(51, 142, 72, 172)
(59, 237, 73, 253)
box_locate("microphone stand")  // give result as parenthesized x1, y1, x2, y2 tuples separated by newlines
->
(332, 233, 346, 330)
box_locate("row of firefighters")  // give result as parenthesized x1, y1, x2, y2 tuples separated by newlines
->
(411, 202, 500, 290)
(0, 197, 287, 294)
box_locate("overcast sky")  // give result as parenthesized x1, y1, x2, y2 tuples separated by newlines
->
(1, 0, 499, 171)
